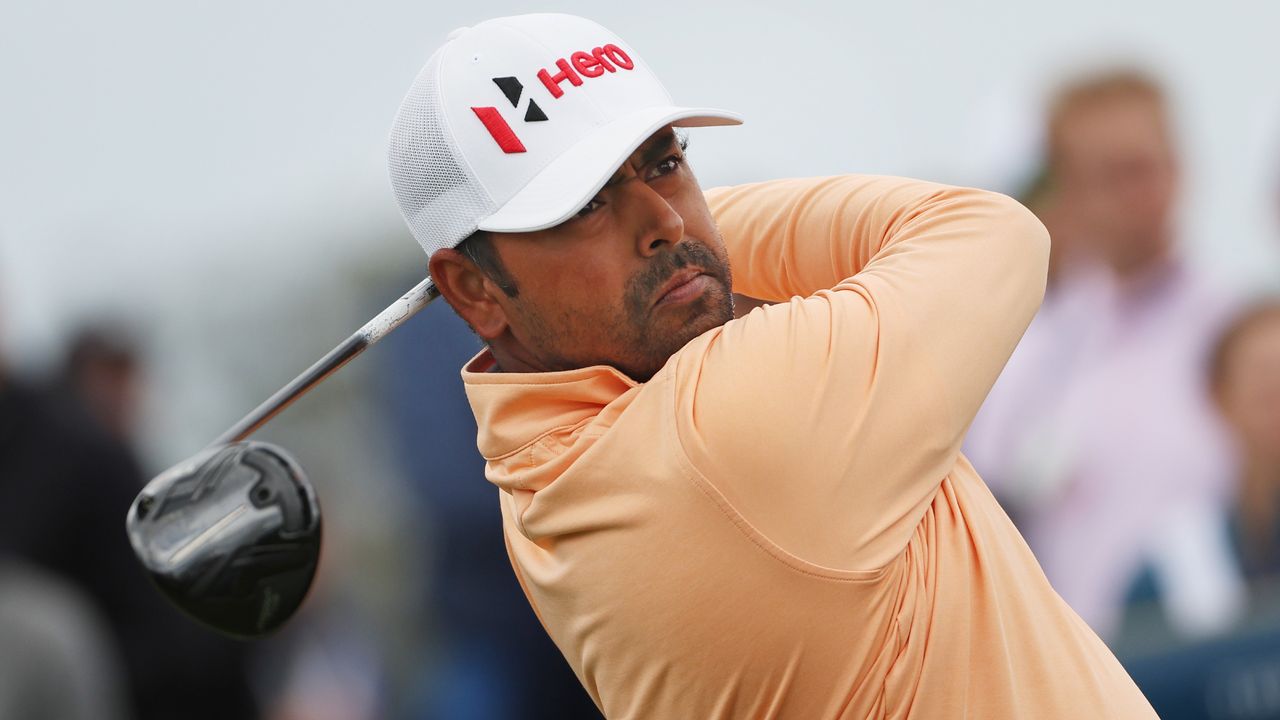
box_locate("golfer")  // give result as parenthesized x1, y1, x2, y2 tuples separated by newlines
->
(389, 13, 1158, 719)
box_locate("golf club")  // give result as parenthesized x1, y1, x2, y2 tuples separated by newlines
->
(126, 277, 439, 638)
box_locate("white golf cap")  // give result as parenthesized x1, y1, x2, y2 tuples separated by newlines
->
(387, 13, 742, 258)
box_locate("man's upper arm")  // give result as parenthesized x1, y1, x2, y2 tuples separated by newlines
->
(673, 175, 1049, 571)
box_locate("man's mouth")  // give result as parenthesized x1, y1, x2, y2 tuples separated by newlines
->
(653, 268, 711, 307)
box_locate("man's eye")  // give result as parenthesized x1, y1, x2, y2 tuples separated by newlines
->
(649, 154, 684, 179)
(575, 197, 604, 218)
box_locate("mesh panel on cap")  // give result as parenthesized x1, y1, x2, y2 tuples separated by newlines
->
(388, 52, 497, 258)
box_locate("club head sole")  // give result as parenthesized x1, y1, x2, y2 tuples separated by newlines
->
(126, 441, 321, 638)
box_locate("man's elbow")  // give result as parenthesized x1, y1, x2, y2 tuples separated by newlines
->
(985, 191, 1051, 303)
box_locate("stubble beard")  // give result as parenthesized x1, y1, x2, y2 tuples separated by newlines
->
(519, 238, 734, 381)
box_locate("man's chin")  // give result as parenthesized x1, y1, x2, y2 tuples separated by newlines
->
(617, 282, 732, 380)
(664, 286, 733, 343)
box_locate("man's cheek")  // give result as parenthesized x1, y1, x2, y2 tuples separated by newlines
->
(524, 267, 600, 309)
(676, 199, 715, 239)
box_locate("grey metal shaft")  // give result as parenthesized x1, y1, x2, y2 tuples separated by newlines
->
(214, 278, 440, 445)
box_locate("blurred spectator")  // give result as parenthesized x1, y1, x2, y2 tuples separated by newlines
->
(0, 559, 126, 720)
(0, 310, 260, 718)
(380, 293, 601, 719)
(1210, 300, 1280, 580)
(59, 324, 142, 444)
(965, 69, 1246, 640)
(260, 624, 383, 720)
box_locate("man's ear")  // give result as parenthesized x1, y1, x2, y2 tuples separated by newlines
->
(429, 249, 511, 340)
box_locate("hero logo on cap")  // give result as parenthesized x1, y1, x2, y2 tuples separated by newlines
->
(470, 44, 636, 154)
(387, 13, 741, 260)
(469, 78, 541, 155)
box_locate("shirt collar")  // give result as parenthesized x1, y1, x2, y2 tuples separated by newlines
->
(461, 348, 639, 462)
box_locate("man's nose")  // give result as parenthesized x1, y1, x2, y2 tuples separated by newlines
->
(623, 180, 684, 257)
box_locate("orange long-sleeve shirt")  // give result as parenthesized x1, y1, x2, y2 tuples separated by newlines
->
(461, 175, 1157, 719)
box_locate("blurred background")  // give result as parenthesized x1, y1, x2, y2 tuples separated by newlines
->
(2, 0, 1278, 718)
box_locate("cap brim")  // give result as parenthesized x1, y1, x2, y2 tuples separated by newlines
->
(475, 106, 741, 233)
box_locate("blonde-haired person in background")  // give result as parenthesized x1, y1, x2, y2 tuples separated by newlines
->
(965, 69, 1247, 641)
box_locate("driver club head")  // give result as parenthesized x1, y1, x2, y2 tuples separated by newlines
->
(126, 441, 321, 639)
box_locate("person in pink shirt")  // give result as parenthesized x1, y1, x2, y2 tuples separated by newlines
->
(965, 70, 1246, 641)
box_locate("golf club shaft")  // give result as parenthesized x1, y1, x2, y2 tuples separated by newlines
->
(213, 277, 440, 446)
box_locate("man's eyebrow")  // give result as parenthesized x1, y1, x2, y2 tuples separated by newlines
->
(637, 131, 680, 167)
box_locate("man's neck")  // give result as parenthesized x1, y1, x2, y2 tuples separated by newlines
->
(487, 340, 540, 375)
(1106, 223, 1177, 280)
(1108, 251, 1182, 304)
(732, 293, 770, 317)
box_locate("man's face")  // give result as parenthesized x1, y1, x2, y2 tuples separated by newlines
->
(1057, 97, 1178, 275)
(443, 127, 734, 381)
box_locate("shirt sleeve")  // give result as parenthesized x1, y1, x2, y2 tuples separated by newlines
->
(672, 175, 1049, 572)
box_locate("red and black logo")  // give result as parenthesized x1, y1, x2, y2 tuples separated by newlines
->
(470, 43, 634, 154)
(470, 76, 546, 154)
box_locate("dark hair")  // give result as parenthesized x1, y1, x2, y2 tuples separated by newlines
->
(456, 230, 519, 297)
(1209, 298, 1280, 391)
